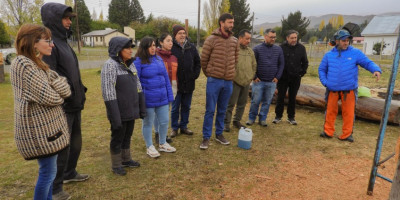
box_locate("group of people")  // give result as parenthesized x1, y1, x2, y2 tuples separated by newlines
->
(9, 2, 383, 199)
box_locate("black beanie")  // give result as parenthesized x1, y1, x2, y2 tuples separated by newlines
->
(173, 25, 185, 38)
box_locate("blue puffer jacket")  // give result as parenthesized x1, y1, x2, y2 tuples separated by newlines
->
(318, 46, 381, 91)
(134, 55, 174, 108)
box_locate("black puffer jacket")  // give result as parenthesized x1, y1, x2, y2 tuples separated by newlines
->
(101, 37, 146, 129)
(280, 41, 309, 78)
(41, 3, 87, 113)
(171, 39, 201, 93)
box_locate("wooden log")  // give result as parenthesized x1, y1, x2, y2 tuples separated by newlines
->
(293, 84, 400, 124)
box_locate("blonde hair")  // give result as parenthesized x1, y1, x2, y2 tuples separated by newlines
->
(15, 24, 52, 71)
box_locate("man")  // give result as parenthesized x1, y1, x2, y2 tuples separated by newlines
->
(170, 25, 201, 138)
(200, 13, 239, 149)
(224, 29, 257, 132)
(41, 3, 89, 199)
(319, 29, 381, 142)
(247, 29, 284, 127)
(273, 30, 308, 125)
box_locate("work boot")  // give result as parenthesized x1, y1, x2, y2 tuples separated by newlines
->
(181, 128, 194, 135)
(121, 149, 140, 168)
(320, 132, 332, 139)
(223, 125, 231, 132)
(232, 121, 246, 129)
(170, 130, 178, 138)
(215, 134, 230, 145)
(111, 152, 126, 176)
(338, 135, 354, 143)
(53, 191, 71, 200)
(199, 138, 210, 150)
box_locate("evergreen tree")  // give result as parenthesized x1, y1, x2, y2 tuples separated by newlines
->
(99, 9, 104, 21)
(71, 0, 92, 37)
(109, 0, 131, 27)
(130, 0, 145, 23)
(229, 0, 252, 37)
(91, 8, 97, 20)
(281, 10, 310, 40)
(146, 13, 154, 24)
(0, 20, 11, 46)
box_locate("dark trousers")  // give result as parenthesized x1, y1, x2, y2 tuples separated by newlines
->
(275, 76, 301, 119)
(110, 120, 135, 154)
(53, 111, 82, 194)
(171, 92, 193, 130)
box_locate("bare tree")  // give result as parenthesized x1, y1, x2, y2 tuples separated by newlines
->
(1, 0, 43, 35)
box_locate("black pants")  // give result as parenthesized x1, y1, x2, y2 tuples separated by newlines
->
(275, 76, 301, 119)
(110, 120, 135, 154)
(53, 111, 82, 194)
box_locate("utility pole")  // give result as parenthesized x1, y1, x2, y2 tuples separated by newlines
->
(197, 0, 201, 49)
(74, 0, 81, 54)
(251, 12, 255, 35)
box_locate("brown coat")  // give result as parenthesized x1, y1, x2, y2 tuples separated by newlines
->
(201, 29, 239, 80)
(11, 55, 71, 160)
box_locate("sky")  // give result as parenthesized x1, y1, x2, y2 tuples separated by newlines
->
(44, 0, 400, 27)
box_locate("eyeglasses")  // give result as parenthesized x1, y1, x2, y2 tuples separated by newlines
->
(267, 36, 276, 39)
(37, 39, 54, 45)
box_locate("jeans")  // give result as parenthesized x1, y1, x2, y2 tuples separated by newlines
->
(34, 154, 57, 200)
(110, 120, 135, 154)
(224, 82, 250, 125)
(248, 81, 276, 122)
(275, 76, 301, 119)
(53, 111, 82, 194)
(171, 92, 193, 130)
(202, 77, 233, 139)
(142, 104, 169, 147)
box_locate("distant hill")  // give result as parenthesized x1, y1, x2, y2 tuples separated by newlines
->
(254, 12, 400, 32)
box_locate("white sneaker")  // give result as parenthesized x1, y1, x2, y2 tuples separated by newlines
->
(159, 142, 176, 153)
(147, 145, 160, 158)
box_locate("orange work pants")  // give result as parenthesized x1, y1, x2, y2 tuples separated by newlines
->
(323, 90, 356, 139)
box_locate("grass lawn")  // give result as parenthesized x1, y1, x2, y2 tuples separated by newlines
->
(1, 60, 400, 199)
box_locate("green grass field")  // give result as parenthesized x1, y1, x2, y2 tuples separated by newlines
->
(0, 55, 400, 199)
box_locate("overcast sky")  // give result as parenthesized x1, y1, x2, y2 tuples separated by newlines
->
(44, 0, 400, 26)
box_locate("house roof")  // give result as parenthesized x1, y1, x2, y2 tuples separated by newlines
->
(361, 15, 400, 36)
(82, 29, 129, 37)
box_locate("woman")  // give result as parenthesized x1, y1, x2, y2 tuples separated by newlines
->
(10, 24, 71, 199)
(134, 36, 176, 158)
(154, 33, 178, 144)
(101, 37, 146, 175)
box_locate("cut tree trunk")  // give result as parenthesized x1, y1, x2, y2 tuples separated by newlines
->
(285, 84, 400, 124)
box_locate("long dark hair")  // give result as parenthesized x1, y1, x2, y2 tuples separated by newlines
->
(155, 33, 171, 48)
(15, 24, 52, 70)
(135, 36, 155, 64)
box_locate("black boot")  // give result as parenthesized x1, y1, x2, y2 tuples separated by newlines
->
(121, 149, 140, 168)
(111, 152, 126, 176)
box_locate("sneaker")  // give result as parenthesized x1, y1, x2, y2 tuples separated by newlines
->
(180, 128, 194, 135)
(53, 191, 72, 200)
(63, 173, 90, 184)
(320, 132, 332, 139)
(223, 126, 231, 132)
(170, 130, 178, 138)
(232, 121, 246, 129)
(259, 120, 268, 127)
(199, 138, 210, 150)
(122, 160, 140, 168)
(339, 135, 354, 143)
(246, 120, 254, 125)
(159, 142, 176, 153)
(155, 132, 159, 144)
(272, 118, 281, 124)
(147, 145, 160, 158)
(287, 118, 297, 125)
(112, 167, 127, 176)
(215, 134, 230, 145)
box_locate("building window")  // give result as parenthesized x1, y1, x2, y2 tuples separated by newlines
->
(96, 37, 98, 42)
(100, 37, 103, 42)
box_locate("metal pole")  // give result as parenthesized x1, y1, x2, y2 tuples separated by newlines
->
(251, 12, 255, 35)
(367, 29, 400, 196)
(74, 0, 81, 54)
(197, 0, 201, 49)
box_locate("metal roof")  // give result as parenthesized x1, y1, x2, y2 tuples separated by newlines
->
(82, 29, 117, 36)
(361, 15, 400, 36)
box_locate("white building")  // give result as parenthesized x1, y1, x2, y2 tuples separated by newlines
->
(82, 27, 135, 47)
(361, 15, 400, 55)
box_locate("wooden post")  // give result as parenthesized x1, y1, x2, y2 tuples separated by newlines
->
(389, 138, 400, 199)
(0, 52, 4, 83)
(185, 19, 189, 35)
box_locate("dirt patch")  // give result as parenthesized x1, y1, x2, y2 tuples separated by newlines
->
(223, 152, 395, 200)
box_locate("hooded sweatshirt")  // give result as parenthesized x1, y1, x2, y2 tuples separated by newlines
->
(41, 3, 86, 113)
(101, 37, 146, 129)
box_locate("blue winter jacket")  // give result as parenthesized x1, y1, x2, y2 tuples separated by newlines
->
(318, 46, 381, 91)
(134, 55, 174, 108)
(253, 43, 284, 82)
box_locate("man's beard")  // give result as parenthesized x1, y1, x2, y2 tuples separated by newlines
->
(224, 27, 232, 34)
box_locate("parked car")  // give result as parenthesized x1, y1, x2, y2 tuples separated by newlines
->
(0, 48, 16, 65)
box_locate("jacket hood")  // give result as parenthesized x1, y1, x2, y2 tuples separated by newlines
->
(156, 48, 172, 57)
(41, 3, 73, 40)
(108, 37, 133, 63)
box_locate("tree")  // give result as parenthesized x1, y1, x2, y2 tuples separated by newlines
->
(373, 42, 387, 55)
(71, 0, 92, 37)
(130, 0, 145, 23)
(91, 8, 97, 20)
(146, 13, 154, 24)
(337, 15, 344, 28)
(281, 11, 310, 40)
(0, 20, 11, 47)
(318, 20, 325, 31)
(219, 0, 230, 14)
(99, 9, 104, 21)
(65, 0, 73, 7)
(90, 20, 121, 32)
(203, 0, 222, 35)
(229, 0, 252, 37)
(108, 0, 131, 27)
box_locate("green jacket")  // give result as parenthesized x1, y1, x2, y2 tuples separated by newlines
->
(234, 45, 257, 86)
